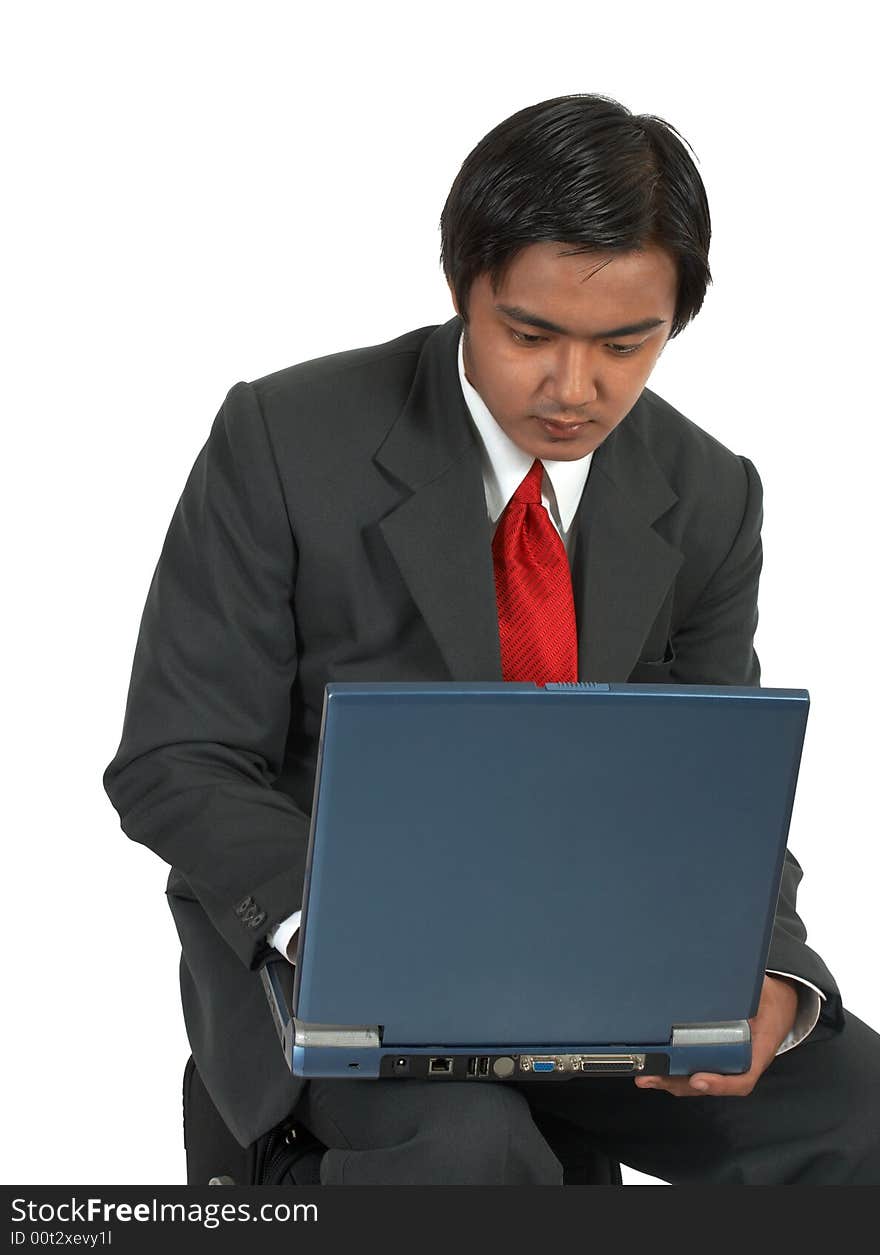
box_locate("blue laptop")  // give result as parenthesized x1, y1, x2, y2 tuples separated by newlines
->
(262, 681, 809, 1081)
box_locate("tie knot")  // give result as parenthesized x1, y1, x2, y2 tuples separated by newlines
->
(512, 459, 544, 505)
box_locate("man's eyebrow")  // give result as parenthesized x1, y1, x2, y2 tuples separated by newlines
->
(495, 304, 667, 339)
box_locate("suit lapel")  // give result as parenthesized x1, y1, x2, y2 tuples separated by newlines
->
(375, 317, 503, 680)
(570, 409, 683, 680)
(374, 316, 684, 684)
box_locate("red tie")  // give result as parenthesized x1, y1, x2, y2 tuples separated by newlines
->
(492, 459, 578, 684)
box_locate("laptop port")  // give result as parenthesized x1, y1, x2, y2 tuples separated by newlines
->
(428, 1057, 453, 1074)
(576, 1055, 645, 1073)
(467, 1056, 491, 1077)
(519, 1053, 646, 1074)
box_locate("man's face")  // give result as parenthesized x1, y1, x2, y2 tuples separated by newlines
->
(452, 241, 678, 461)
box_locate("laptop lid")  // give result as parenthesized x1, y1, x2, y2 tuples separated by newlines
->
(287, 682, 808, 1053)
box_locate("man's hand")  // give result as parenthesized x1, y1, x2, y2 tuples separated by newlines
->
(634, 974, 799, 1097)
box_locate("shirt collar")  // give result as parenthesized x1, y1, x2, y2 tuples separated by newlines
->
(456, 328, 593, 532)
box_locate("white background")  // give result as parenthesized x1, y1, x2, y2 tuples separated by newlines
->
(3, 1, 877, 1187)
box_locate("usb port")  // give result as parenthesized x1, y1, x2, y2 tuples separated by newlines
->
(468, 1056, 490, 1077)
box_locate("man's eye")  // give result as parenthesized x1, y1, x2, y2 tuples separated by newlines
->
(510, 329, 646, 354)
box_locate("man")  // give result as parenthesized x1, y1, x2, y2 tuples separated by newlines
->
(103, 93, 880, 1183)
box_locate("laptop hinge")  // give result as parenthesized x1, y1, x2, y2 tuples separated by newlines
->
(293, 1018, 383, 1048)
(670, 1020, 750, 1046)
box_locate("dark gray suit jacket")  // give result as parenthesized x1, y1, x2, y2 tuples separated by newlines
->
(103, 314, 843, 1148)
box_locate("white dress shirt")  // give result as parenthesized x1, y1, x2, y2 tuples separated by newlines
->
(269, 328, 824, 1054)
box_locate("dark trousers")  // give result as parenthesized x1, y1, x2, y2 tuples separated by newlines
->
(292, 1010, 880, 1184)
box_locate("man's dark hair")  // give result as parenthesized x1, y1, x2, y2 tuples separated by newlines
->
(440, 93, 711, 340)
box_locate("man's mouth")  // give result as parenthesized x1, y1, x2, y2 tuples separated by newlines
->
(534, 417, 591, 438)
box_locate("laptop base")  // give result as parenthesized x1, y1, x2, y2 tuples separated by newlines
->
(261, 962, 752, 1079)
(290, 1036, 751, 1079)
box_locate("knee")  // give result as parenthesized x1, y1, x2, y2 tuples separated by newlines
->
(415, 1085, 562, 1185)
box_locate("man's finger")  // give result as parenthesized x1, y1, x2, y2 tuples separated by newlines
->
(634, 1071, 756, 1097)
(691, 1072, 756, 1097)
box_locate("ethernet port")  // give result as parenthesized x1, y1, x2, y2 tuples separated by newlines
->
(428, 1057, 454, 1075)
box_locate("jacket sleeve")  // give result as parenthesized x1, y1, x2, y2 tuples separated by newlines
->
(669, 455, 844, 1032)
(102, 381, 309, 971)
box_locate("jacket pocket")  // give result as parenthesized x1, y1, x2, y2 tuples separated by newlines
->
(627, 639, 676, 682)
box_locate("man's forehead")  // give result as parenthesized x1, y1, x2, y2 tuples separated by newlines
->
(483, 243, 677, 334)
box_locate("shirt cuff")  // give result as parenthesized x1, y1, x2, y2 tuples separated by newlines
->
(766, 970, 825, 1054)
(267, 909, 301, 963)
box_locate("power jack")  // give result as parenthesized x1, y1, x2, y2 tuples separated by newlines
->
(392, 1057, 410, 1074)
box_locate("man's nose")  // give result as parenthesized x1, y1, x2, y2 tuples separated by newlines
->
(546, 343, 599, 411)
